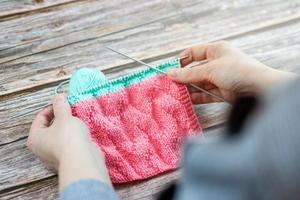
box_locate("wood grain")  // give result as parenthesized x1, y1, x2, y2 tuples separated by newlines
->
(1, 0, 300, 96)
(0, 0, 79, 18)
(0, 176, 58, 200)
(0, 0, 177, 56)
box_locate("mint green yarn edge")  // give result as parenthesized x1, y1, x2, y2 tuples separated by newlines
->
(68, 58, 180, 105)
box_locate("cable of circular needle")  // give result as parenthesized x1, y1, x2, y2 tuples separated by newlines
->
(9, 80, 69, 120)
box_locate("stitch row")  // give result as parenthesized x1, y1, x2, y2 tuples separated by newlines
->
(68, 58, 180, 105)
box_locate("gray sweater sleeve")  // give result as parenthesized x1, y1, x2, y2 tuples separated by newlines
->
(175, 78, 300, 200)
(60, 179, 119, 200)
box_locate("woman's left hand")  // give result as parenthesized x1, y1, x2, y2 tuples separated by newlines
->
(28, 94, 90, 170)
(28, 94, 111, 191)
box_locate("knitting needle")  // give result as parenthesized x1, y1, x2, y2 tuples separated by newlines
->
(105, 46, 228, 103)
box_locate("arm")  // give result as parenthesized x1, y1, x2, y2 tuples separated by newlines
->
(60, 179, 119, 200)
(27, 94, 119, 199)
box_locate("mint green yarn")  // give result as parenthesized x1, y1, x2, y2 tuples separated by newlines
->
(69, 68, 107, 97)
(68, 58, 180, 105)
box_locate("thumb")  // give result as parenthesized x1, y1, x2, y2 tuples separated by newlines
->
(52, 94, 71, 118)
(167, 63, 214, 84)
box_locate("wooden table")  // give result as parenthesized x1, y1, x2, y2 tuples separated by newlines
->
(1, 0, 300, 199)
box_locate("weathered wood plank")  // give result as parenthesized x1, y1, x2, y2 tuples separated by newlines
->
(0, 138, 53, 191)
(0, 176, 58, 200)
(0, 0, 204, 95)
(0, 166, 179, 200)
(116, 171, 181, 200)
(0, 0, 178, 55)
(0, 126, 223, 200)
(1, 0, 300, 96)
(0, 0, 79, 18)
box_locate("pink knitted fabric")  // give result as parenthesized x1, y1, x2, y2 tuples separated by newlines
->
(71, 75, 202, 183)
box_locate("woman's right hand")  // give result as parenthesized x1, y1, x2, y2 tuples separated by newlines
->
(167, 41, 295, 104)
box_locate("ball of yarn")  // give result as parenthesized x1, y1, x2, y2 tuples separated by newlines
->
(69, 68, 107, 96)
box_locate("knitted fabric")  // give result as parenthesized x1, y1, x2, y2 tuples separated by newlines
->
(68, 59, 202, 183)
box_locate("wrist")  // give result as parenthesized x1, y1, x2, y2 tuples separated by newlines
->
(252, 68, 296, 93)
(238, 68, 292, 96)
(58, 142, 111, 192)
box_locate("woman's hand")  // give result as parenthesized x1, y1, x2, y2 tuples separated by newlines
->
(27, 94, 111, 191)
(28, 94, 90, 170)
(168, 41, 295, 103)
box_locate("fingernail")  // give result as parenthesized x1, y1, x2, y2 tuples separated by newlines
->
(167, 68, 180, 78)
(179, 54, 189, 60)
(179, 50, 189, 59)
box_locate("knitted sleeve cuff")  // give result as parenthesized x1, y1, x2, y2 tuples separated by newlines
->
(60, 179, 119, 200)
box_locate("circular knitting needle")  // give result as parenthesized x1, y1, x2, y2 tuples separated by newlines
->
(10, 80, 69, 120)
(105, 46, 229, 103)
(55, 80, 69, 95)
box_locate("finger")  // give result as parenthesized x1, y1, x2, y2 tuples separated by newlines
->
(167, 61, 215, 84)
(52, 94, 71, 119)
(28, 106, 54, 149)
(30, 105, 54, 132)
(179, 43, 212, 67)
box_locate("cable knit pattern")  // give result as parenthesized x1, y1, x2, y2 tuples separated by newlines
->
(69, 59, 202, 183)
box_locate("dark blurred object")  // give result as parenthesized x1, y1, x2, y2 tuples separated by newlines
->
(227, 95, 258, 136)
(156, 183, 177, 200)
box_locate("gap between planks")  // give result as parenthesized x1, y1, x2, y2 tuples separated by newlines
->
(0, 0, 84, 19)
(2, 12, 300, 98)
